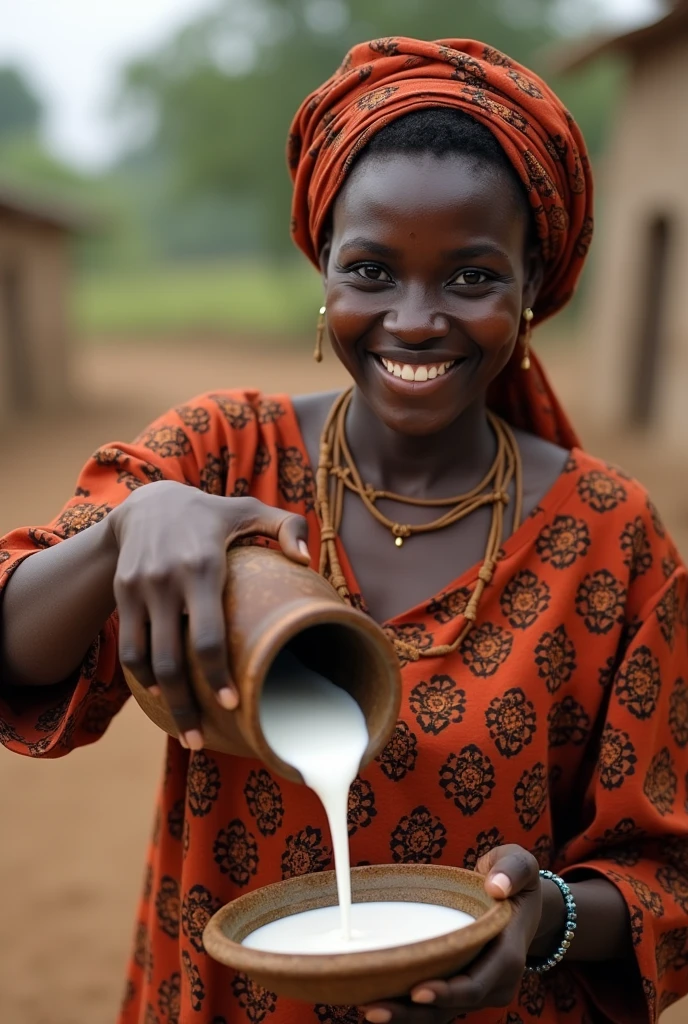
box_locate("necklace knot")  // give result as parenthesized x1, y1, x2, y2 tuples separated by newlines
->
(494, 490, 510, 505)
(393, 640, 420, 662)
(392, 524, 411, 539)
(478, 558, 496, 585)
(320, 526, 337, 543)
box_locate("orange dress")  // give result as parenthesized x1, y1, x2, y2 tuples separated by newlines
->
(1, 390, 688, 1024)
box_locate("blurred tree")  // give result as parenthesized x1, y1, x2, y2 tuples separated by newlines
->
(115, 0, 623, 259)
(0, 66, 42, 140)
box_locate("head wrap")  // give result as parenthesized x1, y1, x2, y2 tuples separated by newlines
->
(288, 37, 594, 449)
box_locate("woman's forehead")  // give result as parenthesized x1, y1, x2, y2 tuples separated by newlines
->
(332, 152, 528, 251)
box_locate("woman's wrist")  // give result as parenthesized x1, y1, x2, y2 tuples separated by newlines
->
(529, 876, 633, 963)
(529, 876, 568, 959)
(1, 516, 120, 688)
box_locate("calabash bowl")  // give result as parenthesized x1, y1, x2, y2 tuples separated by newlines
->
(203, 864, 511, 1006)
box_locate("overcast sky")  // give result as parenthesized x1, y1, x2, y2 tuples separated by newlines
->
(0, 0, 663, 169)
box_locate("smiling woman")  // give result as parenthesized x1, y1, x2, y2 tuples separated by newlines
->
(1, 34, 687, 1024)
(320, 111, 538, 438)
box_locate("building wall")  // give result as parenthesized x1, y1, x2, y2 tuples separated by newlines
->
(583, 45, 688, 1020)
(0, 215, 71, 423)
(582, 36, 688, 444)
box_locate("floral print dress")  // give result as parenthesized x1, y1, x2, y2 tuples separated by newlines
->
(1, 390, 688, 1024)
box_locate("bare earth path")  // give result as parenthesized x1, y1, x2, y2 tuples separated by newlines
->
(0, 339, 685, 1023)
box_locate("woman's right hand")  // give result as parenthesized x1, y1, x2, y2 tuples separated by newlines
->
(107, 480, 310, 750)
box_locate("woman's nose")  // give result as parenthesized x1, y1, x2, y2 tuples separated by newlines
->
(382, 293, 450, 345)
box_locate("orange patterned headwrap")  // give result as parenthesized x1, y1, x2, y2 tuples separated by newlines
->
(287, 37, 594, 449)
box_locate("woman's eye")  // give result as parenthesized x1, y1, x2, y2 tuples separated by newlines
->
(452, 269, 490, 286)
(353, 264, 392, 283)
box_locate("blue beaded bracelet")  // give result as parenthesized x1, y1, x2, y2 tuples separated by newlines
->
(525, 869, 577, 974)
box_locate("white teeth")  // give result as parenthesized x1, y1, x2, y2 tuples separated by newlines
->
(378, 357, 456, 381)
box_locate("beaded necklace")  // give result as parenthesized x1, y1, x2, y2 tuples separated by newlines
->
(315, 388, 523, 662)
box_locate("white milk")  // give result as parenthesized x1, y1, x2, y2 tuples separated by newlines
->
(259, 650, 369, 939)
(242, 901, 474, 955)
(253, 651, 475, 956)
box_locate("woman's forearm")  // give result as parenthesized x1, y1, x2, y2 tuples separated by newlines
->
(531, 876, 632, 962)
(0, 517, 118, 688)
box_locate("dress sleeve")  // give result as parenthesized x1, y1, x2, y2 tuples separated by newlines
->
(0, 393, 247, 759)
(557, 559, 688, 1024)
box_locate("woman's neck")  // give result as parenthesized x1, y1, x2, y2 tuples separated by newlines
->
(345, 388, 497, 498)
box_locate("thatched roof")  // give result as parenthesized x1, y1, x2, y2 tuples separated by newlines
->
(0, 182, 92, 232)
(551, 2, 688, 73)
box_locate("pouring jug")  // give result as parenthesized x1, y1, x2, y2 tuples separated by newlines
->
(122, 544, 402, 784)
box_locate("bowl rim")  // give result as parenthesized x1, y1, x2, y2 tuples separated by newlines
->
(203, 864, 511, 981)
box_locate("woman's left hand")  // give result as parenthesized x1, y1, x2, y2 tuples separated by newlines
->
(361, 845, 543, 1024)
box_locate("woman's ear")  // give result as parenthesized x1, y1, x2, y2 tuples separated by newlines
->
(523, 245, 545, 311)
(319, 235, 332, 286)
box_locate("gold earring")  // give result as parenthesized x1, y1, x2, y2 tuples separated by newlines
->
(314, 305, 326, 363)
(521, 307, 534, 370)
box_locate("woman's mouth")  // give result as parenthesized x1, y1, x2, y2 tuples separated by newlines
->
(378, 356, 456, 382)
(371, 353, 464, 390)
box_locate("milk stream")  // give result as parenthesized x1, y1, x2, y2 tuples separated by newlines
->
(253, 651, 474, 956)
(259, 650, 368, 940)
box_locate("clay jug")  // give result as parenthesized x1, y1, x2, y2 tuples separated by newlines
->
(122, 545, 402, 784)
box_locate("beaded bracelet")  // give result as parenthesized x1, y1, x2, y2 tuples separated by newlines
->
(525, 869, 577, 974)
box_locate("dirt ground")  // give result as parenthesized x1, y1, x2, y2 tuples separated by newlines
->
(0, 338, 685, 1024)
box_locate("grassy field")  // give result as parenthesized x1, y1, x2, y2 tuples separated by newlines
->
(74, 259, 323, 339)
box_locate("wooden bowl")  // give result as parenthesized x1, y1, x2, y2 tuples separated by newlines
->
(203, 864, 511, 1006)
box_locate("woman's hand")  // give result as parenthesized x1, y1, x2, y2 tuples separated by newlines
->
(362, 846, 543, 1024)
(107, 480, 309, 749)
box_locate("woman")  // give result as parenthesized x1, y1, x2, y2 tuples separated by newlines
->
(1, 36, 686, 1024)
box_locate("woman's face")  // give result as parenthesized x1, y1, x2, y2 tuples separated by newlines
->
(321, 151, 542, 437)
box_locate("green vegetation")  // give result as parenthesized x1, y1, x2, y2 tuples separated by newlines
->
(74, 259, 322, 339)
(0, 66, 41, 139)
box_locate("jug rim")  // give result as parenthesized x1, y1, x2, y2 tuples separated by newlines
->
(237, 599, 401, 784)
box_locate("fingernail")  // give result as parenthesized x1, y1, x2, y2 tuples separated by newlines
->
(148, 685, 162, 697)
(411, 989, 436, 1004)
(183, 730, 204, 751)
(491, 872, 512, 897)
(298, 540, 310, 561)
(365, 1012, 392, 1024)
(217, 687, 238, 710)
